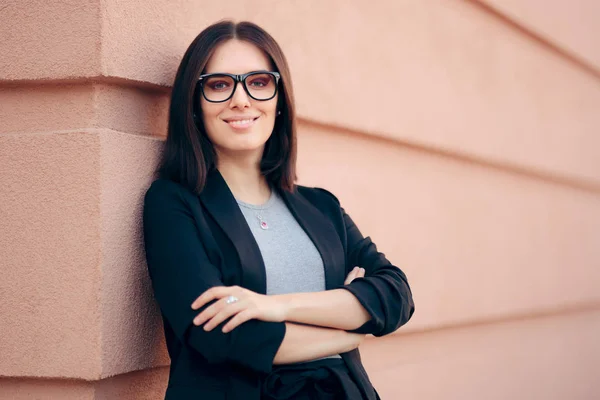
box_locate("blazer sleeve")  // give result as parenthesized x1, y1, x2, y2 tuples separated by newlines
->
(317, 190, 415, 337)
(143, 179, 286, 374)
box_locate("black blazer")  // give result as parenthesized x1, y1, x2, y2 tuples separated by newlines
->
(143, 170, 414, 400)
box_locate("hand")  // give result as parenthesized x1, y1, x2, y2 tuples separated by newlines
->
(344, 266, 365, 285)
(191, 286, 287, 333)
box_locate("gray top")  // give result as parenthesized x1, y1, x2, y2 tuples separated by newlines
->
(236, 190, 341, 361)
(236, 190, 327, 296)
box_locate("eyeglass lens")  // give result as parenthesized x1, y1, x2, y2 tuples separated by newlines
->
(202, 73, 277, 102)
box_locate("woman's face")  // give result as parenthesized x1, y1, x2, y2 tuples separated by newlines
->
(199, 39, 278, 161)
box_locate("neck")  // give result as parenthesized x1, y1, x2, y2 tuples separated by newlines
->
(216, 151, 271, 205)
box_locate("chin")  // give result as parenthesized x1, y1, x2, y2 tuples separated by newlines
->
(216, 139, 267, 156)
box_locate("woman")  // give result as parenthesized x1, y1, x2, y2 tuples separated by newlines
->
(143, 20, 414, 400)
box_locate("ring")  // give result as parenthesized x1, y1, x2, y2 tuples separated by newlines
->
(225, 295, 239, 305)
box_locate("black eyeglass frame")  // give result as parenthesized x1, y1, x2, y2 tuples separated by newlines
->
(197, 70, 281, 103)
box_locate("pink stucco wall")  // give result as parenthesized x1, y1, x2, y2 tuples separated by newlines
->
(1, 1, 598, 398)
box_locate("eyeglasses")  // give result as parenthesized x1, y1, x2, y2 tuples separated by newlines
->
(197, 71, 281, 103)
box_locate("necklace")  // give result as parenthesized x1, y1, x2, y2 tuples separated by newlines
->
(236, 190, 273, 230)
(255, 211, 269, 230)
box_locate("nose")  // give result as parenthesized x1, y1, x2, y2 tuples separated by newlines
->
(229, 81, 251, 109)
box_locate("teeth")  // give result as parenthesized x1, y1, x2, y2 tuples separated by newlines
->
(229, 119, 254, 125)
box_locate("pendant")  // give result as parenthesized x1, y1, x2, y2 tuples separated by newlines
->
(257, 214, 269, 230)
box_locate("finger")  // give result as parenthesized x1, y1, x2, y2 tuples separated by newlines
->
(344, 267, 359, 285)
(222, 309, 256, 333)
(204, 300, 246, 331)
(357, 268, 366, 278)
(193, 300, 222, 326)
(191, 286, 231, 310)
(347, 268, 359, 284)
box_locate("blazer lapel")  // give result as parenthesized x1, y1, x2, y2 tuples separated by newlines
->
(280, 188, 346, 290)
(199, 169, 267, 294)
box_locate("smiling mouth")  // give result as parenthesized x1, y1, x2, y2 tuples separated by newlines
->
(223, 116, 260, 129)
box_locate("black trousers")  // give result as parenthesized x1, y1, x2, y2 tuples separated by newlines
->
(261, 358, 365, 400)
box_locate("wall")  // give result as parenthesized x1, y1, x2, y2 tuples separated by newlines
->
(1, 0, 598, 398)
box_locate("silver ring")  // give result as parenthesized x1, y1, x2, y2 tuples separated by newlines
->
(225, 295, 239, 305)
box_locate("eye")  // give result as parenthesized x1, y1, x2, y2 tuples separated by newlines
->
(248, 79, 267, 87)
(210, 81, 230, 90)
(205, 78, 232, 91)
(247, 75, 273, 89)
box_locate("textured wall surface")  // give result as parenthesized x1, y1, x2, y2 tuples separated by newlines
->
(480, 0, 600, 70)
(1, 0, 598, 398)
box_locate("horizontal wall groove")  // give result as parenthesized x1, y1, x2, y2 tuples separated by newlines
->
(387, 300, 600, 340)
(0, 75, 170, 93)
(0, 128, 165, 140)
(0, 365, 169, 384)
(298, 117, 600, 196)
(0, 127, 140, 136)
(467, 0, 600, 81)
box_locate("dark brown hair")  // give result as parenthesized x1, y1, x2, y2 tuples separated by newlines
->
(158, 20, 297, 194)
